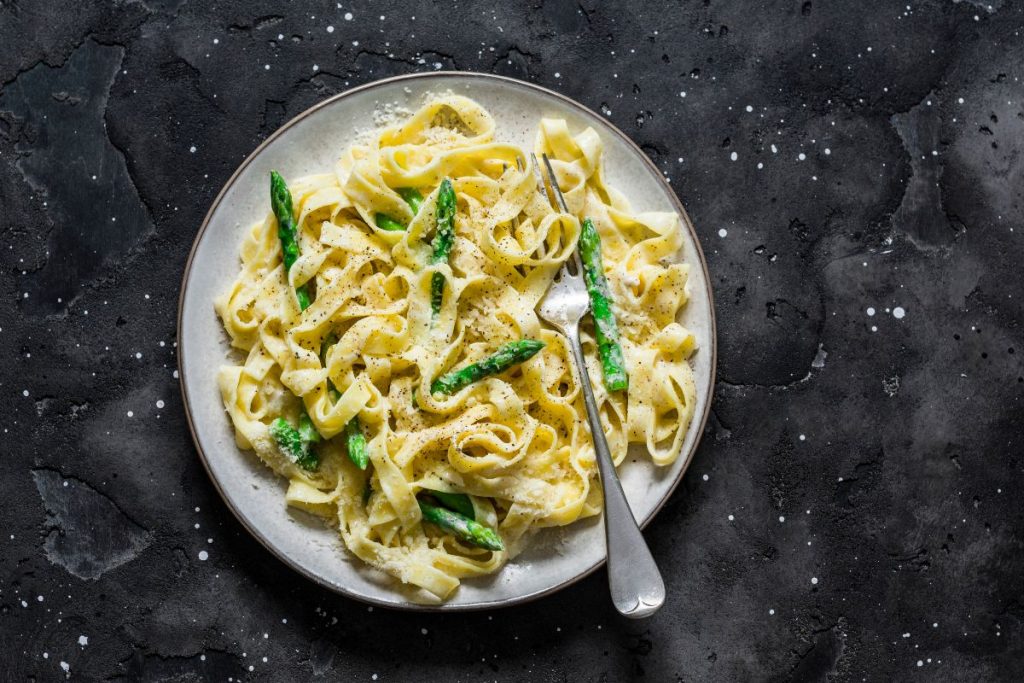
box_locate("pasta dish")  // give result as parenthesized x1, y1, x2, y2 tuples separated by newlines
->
(215, 95, 697, 600)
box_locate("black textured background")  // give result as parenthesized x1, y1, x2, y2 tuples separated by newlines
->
(2, 1, 1023, 681)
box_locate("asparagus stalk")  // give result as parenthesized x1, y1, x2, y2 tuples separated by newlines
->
(428, 491, 475, 519)
(297, 412, 321, 446)
(374, 187, 424, 231)
(578, 218, 628, 392)
(344, 417, 369, 470)
(270, 413, 320, 472)
(270, 171, 312, 310)
(429, 178, 456, 317)
(430, 339, 545, 397)
(418, 500, 503, 551)
(374, 213, 406, 231)
(320, 331, 369, 470)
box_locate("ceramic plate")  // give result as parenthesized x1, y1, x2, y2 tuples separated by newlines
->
(178, 72, 716, 610)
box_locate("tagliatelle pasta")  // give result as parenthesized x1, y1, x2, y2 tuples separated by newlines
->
(215, 95, 698, 601)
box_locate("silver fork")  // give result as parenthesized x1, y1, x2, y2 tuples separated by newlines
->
(532, 153, 666, 619)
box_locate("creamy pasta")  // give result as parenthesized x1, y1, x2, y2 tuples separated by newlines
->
(215, 95, 697, 600)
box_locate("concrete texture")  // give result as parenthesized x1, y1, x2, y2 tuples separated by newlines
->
(1, 1, 1022, 680)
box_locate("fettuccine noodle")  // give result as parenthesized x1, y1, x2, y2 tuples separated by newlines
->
(215, 95, 697, 601)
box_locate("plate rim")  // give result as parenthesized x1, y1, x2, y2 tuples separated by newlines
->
(176, 71, 717, 611)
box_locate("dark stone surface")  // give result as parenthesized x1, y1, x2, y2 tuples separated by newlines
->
(1, 1, 1021, 680)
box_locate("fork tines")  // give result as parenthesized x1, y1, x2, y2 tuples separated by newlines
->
(532, 152, 585, 276)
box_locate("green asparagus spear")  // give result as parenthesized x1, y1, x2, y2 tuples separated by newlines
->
(270, 171, 312, 310)
(344, 417, 369, 470)
(418, 500, 503, 551)
(428, 491, 475, 519)
(374, 187, 424, 231)
(430, 339, 545, 396)
(429, 178, 456, 316)
(374, 213, 406, 231)
(297, 412, 321, 446)
(578, 218, 628, 392)
(270, 414, 320, 472)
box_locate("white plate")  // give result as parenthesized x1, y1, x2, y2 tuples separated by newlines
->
(178, 72, 716, 610)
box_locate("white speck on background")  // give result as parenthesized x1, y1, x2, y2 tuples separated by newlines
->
(127, 411, 134, 418)
(745, 105, 753, 112)
(779, 516, 785, 523)
(728, 514, 735, 521)
(718, 228, 728, 238)
(824, 148, 831, 155)
(730, 151, 738, 161)
(345, 11, 353, 20)
(264, 64, 270, 70)
(771, 144, 778, 154)
(22, 389, 29, 397)
(867, 307, 876, 316)
(156, 400, 165, 409)
(798, 153, 807, 161)
(702, 474, 709, 481)
(198, 550, 209, 561)
(769, 609, 775, 615)
(893, 306, 906, 319)
(799, 434, 806, 441)
(189, 145, 196, 153)
(811, 577, 818, 585)
(78, 635, 88, 647)
(327, 25, 335, 33)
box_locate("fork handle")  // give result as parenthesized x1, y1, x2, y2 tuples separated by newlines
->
(565, 327, 666, 619)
